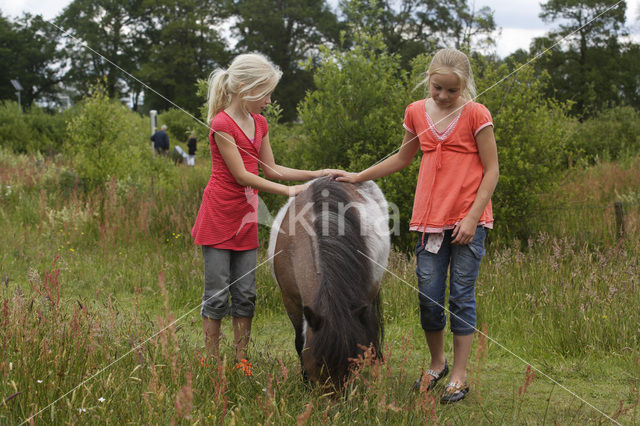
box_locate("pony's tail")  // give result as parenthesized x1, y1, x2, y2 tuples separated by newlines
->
(206, 68, 230, 124)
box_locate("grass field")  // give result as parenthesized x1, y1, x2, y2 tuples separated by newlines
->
(1, 151, 639, 424)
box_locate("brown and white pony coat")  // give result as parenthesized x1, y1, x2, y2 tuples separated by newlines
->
(268, 177, 390, 388)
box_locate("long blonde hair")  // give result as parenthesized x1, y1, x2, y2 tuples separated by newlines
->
(417, 48, 477, 101)
(206, 53, 283, 123)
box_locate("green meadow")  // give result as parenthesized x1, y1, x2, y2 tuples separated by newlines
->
(1, 150, 638, 424)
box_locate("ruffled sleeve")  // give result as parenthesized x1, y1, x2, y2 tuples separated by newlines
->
(403, 103, 417, 134)
(470, 103, 493, 137)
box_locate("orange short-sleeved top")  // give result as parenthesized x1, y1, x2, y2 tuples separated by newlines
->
(191, 111, 268, 250)
(403, 99, 494, 232)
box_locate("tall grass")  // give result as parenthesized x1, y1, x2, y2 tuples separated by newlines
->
(1, 151, 639, 424)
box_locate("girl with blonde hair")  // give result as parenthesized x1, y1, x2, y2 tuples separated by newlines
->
(337, 48, 499, 403)
(192, 53, 341, 362)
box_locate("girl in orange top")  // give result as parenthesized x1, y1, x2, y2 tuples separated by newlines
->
(337, 49, 499, 404)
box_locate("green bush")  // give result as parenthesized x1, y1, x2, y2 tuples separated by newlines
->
(297, 32, 417, 250)
(472, 57, 575, 243)
(65, 86, 160, 190)
(0, 101, 67, 154)
(157, 107, 209, 151)
(569, 105, 640, 164)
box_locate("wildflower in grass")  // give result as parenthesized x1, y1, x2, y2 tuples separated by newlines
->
(518, 365, 536, 399)
(235, 358, 252, 376)
(78, 408, 87, 413)
(297, 402, 313, 425)
(37, 380, 43, 383)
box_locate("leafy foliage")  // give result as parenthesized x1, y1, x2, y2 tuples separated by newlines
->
(530, 0, 632, 116)
(138, 0, 229, 114)
(0, 13, 64, 108)
(568, 105, 640, 164)
(341, 0, 497, 69)
(157, 108, 209, 150)
(472, 57, 576, 243)
(297, 33, 418, 249)
(65, 85, 161, 190)
(0, 101, 68, 154)
(226, 0, 344, 121)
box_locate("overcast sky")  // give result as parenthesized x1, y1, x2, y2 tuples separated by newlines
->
(1, 0, 638, 57)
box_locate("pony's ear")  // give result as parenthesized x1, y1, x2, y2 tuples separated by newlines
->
(303, 306, 323, 331)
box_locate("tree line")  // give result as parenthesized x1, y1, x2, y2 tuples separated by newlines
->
(1, 0, 637, 121)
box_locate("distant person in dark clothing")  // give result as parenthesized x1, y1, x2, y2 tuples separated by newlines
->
(151, 124, 170, 155)
(187, 131, 197, 166)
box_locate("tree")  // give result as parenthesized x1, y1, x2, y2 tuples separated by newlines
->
(138, 0, 229, 114)
(533, 0, 629, 116)
(227, 0, 344, 121)
(56, 0, 229, 115)
(56, 0, 149, 104)
(0, 13, 64, 108)
(341, 0, 496, 69)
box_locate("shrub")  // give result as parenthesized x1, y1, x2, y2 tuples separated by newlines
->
(472, 57, 576, 243)
(65, 86, 158, 190)
(0, 101, 67, 154)
(157, 107, 209, 151)
(297, 32, 417, 250)
(568, 105, 640, 164)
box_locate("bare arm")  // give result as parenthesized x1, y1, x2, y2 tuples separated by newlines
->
(214, 132, 307, 197)
(259, 134, 343, 181)
(336, 130, 420, 183)
(451, 125, 499, 245)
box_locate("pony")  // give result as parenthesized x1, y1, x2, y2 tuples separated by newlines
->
(268, 177, 390, 388)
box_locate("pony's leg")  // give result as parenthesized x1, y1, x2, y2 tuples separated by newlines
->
(294, 325, 309, 383)
(232, 316, 252, 361)
(203, 317, 222, 360)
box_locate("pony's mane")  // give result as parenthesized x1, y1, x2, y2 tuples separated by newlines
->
(308, 177, 383, 384)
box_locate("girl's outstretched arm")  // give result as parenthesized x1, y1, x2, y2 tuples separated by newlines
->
(214, 131, 307, 197)
(259, 134, 344, 181)
(335, 130, 420, 183)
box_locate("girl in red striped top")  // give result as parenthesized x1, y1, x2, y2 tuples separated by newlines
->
(192, 53, 341, 362)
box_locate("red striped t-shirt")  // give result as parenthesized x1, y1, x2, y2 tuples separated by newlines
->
(191, 111, 268, 250)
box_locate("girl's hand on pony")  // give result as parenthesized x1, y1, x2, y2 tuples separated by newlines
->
(288, 183, 310, 197)
(317, 168, 347, 178)
(334, 171, 361, 183)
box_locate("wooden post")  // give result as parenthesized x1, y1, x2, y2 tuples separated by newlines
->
(614, 201, 626, 239)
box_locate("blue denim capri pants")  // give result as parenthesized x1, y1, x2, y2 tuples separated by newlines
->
(201, 246, 257, 320)
(415, 226, 487, 335)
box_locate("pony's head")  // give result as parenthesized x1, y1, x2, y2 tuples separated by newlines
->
(301, 301, 379, 388)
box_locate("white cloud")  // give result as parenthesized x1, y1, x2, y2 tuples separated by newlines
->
(0, 0, 70, 19)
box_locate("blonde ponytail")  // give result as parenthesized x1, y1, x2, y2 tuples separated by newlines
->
(206, 53, 282, 124)
(206, 69, 230, 124)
